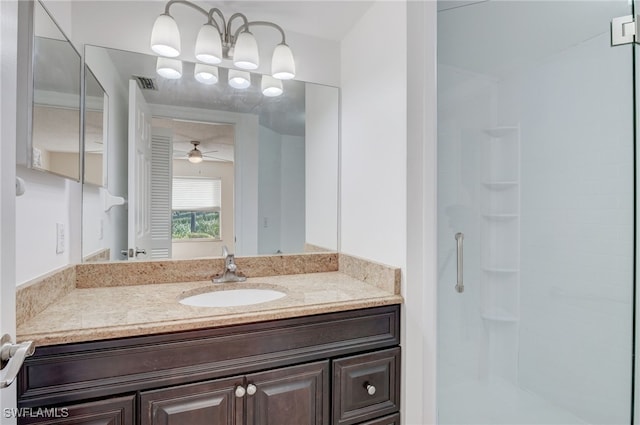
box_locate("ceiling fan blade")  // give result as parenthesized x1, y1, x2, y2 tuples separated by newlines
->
(203, 154, 233, 162)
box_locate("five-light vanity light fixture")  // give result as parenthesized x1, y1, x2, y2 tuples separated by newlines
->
(150, 0, 295, 97)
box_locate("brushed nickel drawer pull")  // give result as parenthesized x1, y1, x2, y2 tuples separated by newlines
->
(365, 383, 376, 396)
(235, 385, 246, 398)
(246, 383, 257, 395)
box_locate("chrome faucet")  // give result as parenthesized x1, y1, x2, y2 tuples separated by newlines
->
(212, 246, 247, 283)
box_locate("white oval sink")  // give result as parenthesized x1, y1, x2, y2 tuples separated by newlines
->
(180, 288, 286, 308)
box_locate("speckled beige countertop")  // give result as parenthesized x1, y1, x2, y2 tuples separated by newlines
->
(17, 254, 402, 347)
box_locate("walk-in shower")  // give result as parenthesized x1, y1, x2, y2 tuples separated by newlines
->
(437, 1, 635, 423)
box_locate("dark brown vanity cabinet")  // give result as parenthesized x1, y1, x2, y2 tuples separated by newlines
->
(17, 305, 400, 425)
(140, 361, 329, 425)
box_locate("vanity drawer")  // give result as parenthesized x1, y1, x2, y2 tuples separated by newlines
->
(358, 413, 400, 425)
(332, 347, 400, 425)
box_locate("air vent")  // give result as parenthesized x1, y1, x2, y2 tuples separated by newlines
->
(133, 76, 158, 91)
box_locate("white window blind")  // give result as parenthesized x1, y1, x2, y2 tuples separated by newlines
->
(172, 177, 221, 211)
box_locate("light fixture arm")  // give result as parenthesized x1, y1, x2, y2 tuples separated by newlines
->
(207, 8, 226, 34)
(234, 21, 287, 45)
(158, 1, 289, 51)
(153, 0, 294, 81)
(163, 0, 208, 18)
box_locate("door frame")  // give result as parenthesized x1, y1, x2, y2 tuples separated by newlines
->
(0, 0, 19, 421)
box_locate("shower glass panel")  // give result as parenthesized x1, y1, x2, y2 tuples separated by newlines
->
(437, 1, 635, 424)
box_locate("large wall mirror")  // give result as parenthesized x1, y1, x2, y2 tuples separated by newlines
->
(17, 0, 82, 181)
(82, 45, 339, 262)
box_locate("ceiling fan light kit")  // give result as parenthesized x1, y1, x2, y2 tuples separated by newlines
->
(150, 0, 293, 96)
(187, 141, 204, 163)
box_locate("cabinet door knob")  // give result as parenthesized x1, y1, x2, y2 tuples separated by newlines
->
(366, 384, 376, 396)
(246, 384, 257, 395)
(235, 385, 246, 398)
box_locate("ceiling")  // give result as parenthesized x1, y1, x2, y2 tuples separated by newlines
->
(197, 1, 374, 41)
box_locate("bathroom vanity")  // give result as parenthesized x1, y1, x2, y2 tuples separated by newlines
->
(14, 253, 402, 425)
(17, 305, 400, 425)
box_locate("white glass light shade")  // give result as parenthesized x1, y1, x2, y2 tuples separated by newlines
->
(233, 31, 259, 70)
(261, 75, 283, 97)
(194, 64, 219, 85)
(195, 24, 223, 64)
(156, 57, 182, 79)
(271, 43, 295, 80)
(188, 148, 203, 163)
(228, 69, 251, 89)
(150, 14, 181, 57)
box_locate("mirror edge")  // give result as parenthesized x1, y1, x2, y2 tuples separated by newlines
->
(17, 0, 83, 183)
(82, 62, 109, 188)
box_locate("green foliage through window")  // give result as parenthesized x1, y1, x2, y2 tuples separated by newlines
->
(172, 211, 220, 240)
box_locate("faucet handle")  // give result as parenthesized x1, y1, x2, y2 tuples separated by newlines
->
(222, 245, 229, 257)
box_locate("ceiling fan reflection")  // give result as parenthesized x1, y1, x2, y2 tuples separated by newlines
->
(173, 140, 231, 163)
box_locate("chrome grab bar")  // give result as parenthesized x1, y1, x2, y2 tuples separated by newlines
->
(455, 232, 464, 293)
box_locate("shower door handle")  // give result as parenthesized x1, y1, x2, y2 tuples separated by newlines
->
(455, 232, 464, 293)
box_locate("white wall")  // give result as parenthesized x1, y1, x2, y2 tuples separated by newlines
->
(258, 126, 283, 254)
(15, 168, 80, 284)
(340, 1, 407, 267)
(406, 2, 438, 423)
(280, 135, 305, 253)
(341, 2, 425, 424)
(305, 84, 339, 251)
(258, 126, 306, 254)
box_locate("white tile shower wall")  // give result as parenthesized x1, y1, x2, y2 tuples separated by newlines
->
(497, 32, 633, 424)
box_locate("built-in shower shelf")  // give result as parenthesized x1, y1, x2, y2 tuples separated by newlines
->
(482, 267, 519, 273)
(483, 213, 519, 221)
(482, 181, 519, 190)
(483, 127, 519, 138)
(481, 312, 519, 322)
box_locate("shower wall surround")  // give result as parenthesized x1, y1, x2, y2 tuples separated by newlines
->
(438, 21, 633, 425)
(498, 31, 633, 423)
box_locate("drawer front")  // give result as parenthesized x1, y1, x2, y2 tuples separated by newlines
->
(358, 413, 400, 425)
(332, 347, 400, 425)
(18, 394, 135, 425)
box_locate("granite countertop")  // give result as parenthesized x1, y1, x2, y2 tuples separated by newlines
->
(17, 271, 403, 347)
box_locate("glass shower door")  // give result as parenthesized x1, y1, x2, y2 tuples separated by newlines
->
(437, 1, 635, 424)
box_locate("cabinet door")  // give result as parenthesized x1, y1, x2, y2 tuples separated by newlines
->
(245, 361, 329, 425)
(18, 395, 135, 425)
(140, 376, 243, 425)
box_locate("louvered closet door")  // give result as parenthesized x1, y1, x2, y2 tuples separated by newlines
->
(150, 128, 173, 259)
